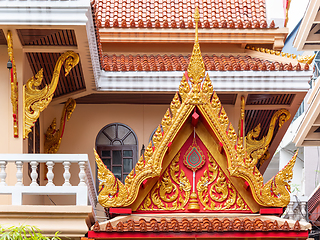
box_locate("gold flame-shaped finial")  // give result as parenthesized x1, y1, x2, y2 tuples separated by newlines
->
(187, 7, 205, 85)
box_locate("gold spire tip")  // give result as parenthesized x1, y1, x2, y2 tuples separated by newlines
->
(194, 7, 199, 43)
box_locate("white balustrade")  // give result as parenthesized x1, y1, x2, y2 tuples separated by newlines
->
(30, 161, 39, 187)
(0, 154, 89, 206)
(63, 161, 71, 186)
(46, 161, 55, 187)
(0, 161, 7, 186)
(15, 161, 23, 186)
(78, 161, 86, 187)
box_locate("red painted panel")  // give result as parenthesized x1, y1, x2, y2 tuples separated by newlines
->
(109, 208, 132, 214)
(260, 208, 283, 215)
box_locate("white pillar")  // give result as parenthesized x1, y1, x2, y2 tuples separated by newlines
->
(78, 161, 86, 187)
(30, 161, 39, 187)
(63, 161, 72, 186)
(0, 161, 7, 186)
(46, 161, 55, 187)
(15, 161, 23, 186)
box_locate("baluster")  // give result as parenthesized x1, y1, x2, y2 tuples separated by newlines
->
(0, 161, 7, 186)
(46, 161, 55, 187)
(300, 201, 307, 222)
(287, 201, 294, 220)
(30, 161, 39, 186)
(78, 161, 86, 186)
(63, 161, 71, 186)
(15, 161, 23, 186)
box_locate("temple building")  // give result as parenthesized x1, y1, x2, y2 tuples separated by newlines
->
(0, 0, 315, 239)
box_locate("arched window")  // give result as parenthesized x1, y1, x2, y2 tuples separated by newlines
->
(96, 123, 138, 183)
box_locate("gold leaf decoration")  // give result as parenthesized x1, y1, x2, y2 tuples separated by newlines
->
(23, 51, 79, 139)
(44, 98, 76, 153)
(197, 153, 249, 211)
(7, 30, 19, 138)
(139, 153, 191, 210)
(94, 149, 128, 208)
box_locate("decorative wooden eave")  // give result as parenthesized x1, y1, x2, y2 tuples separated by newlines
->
(95, 8, 298, 213)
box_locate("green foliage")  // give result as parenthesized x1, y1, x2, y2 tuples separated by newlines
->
(0, 225, 61, 240)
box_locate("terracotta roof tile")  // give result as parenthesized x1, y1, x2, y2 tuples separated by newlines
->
(102, 54, 305, 72)
(93, 218, 303, 233)
(92, 0, 271, 29)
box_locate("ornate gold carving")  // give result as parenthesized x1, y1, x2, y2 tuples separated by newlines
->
(44, 98, 76, 153)
(161, 109, 172, 134)
(95, 149, 128, 207)
(187, 8, 206, 105)
(197, 153, 249, 210)
(96, 8, 297, 209)
(7, 30, 19, 138)
(170, 93, 181, 119)
(23, 51, 79, 139)
(138, 153, 191, 210)
(246, 109, 291, 167)
(297, 54, 316, 64)
(246, 45, 315, 64)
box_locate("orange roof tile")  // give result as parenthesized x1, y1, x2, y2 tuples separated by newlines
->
(92, 0, 271, 29)
(91, 217, 303, 233)
(102, 54, 308, 72)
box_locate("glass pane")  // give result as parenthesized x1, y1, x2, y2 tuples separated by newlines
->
(96, 134, 111, 145)
(123, 158, 133, 172)
(112, 166, 122, 181)
(113, 140, 121, 145)
(123, 132, 136, 145)
(112, 150, 122, 164)
(104, 125, 116, 139)
(102, 158, 111, 170)
(118, 125, 129, 139)
(123, 150, 133, 157)
(102, 150, 110, 157)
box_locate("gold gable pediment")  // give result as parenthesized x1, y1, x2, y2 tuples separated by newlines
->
(95, 7, 297, 212)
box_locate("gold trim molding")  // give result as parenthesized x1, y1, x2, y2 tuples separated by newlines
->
(23, 51, 79, 139)
(7, 30, 19, 138)
(246, 45, 315, 64)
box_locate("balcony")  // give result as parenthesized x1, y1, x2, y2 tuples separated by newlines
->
(0, 154, 94, 238)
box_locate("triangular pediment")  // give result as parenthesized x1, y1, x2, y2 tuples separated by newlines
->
(95, 8, 298, 213)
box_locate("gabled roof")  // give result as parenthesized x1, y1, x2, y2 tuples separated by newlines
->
(92, 0, 269, 29)
(95, 9, 299, 213)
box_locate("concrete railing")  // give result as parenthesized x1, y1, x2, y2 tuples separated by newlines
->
(283, 196, 308, 222)
(0, 154, 89, 206)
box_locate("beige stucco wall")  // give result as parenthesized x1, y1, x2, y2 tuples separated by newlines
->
(0, 38, 35, 204)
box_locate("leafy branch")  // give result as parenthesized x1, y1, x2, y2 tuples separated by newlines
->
(0, 225, 61, 240)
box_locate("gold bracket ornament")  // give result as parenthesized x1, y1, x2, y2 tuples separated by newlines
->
(7, 30, 19, 138)
(246, 109, 291, 167)
(44, 98, 76, 153)
(23, 51, 79, 139)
